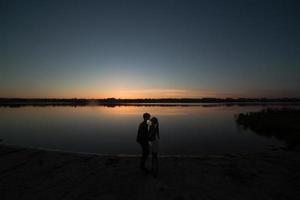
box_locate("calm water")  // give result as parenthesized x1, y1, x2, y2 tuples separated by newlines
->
(0, 104, 297, 155)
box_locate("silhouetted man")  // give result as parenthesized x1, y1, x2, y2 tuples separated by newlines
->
(136, 112, 151, 171)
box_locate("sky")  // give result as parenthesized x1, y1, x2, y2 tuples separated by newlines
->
(0, 0, 299, 98)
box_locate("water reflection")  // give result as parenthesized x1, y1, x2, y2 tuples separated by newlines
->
(0, 105, 297, 155)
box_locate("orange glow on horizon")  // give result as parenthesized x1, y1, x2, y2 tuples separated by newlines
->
(96, 89, 214, 99)
(1, 88, 227, 99)
(2, 87, 284, 99)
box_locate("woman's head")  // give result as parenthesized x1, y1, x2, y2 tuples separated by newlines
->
(150, 117, 158, 126)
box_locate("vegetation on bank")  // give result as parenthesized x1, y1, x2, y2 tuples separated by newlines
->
(236, 108, 300, 150)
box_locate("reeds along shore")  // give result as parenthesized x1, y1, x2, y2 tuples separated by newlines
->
(236, 108, 300, 150)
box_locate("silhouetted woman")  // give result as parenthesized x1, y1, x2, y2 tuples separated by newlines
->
(149, 117, 160, 177)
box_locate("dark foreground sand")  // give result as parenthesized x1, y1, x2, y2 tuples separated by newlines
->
(0, 145, 299, 200)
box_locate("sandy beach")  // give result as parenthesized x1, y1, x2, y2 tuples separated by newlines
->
(0, 144, 299, 200)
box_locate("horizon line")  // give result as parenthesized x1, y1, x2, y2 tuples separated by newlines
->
(1, 97, 300, 100)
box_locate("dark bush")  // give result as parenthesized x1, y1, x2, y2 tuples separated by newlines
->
(236, 108, 300, 150)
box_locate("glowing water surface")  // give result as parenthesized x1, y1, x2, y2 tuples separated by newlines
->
(0, 104, 294, 155)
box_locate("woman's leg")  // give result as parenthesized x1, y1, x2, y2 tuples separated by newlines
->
(152, 152, 158, 177)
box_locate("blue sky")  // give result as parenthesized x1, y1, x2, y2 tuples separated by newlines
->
(0, 0, 299, 98)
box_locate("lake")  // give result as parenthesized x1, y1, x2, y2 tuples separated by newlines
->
(0, 104, 297, 155)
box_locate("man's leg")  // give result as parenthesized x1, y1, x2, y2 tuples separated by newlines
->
(140, 143, 149, 169)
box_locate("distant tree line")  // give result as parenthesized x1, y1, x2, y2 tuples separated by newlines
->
(0, 97, 300, 106)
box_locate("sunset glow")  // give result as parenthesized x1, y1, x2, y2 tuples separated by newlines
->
(0, 0, 299, 99)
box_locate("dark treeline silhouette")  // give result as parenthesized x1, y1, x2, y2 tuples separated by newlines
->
(1, 97, 300, 107)
(236, 108, 300, 150)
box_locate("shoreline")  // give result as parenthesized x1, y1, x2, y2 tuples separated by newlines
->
(2, 143, 276, 158)
(1, 144, 300, 200)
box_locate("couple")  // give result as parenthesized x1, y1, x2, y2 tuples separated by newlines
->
(136, 112, 160, 177)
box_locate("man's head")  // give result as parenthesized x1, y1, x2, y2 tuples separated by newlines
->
(143, 112, 151, 121)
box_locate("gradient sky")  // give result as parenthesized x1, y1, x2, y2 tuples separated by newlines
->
(0, 0, 299, 98)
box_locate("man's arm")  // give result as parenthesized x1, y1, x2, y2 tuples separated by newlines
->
(136, 123, 142, 143)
